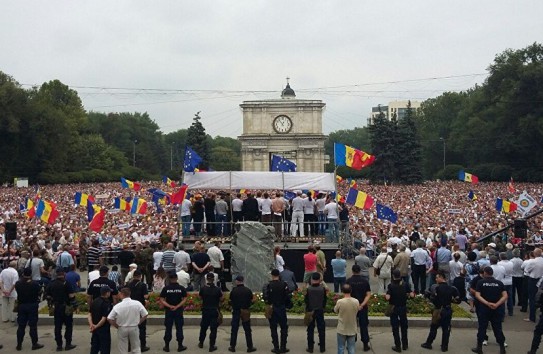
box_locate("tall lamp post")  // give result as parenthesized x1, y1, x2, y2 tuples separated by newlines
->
(133, 139, 137, 167)
(439, 137, 446, 170)
(170, 142, 175, 171)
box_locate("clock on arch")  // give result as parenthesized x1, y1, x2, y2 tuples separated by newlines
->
(272, 115, 293, 134)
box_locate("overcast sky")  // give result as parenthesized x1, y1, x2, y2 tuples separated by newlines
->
(1, 1, 542, 137)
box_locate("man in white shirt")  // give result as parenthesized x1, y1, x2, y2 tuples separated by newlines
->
(498, 252, 514, 316)
(0, 261, 18, 322)
(260, 192, 273, 225)
(522, 248, 543, 322)
(88, 265, 100, 284)
(324, 199, 339, 242)
(173, 245, 191, 273)
(489, 255, 506, 283)
(291, 192, 305, 237)
(207, 242, 225, 289)
(231, 194, 244, 225)
(108, 287, 148, 354)
(176, 268, 191, 289)
(179, 198, 192, 237)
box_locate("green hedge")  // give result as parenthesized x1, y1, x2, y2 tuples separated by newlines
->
(67, 291, 470, 318)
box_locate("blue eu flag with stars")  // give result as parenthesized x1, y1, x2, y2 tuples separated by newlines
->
(376, 203, 398, 223)
(271, 154, 297, 172)
(183, 146, 203, 172)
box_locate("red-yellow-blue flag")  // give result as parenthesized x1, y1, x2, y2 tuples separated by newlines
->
(74, 192, 95, 207)
(130, 197, 147, 214)
(114, 197, 131, 211)
(162, 176, 177, 188)
(348, 178, 358, 189)
(121, 177, 142, 191)
(87, 201, 105, 232)
(334, 143, 375, 170)
(35, 200, 59, 224)
(496, 198, 517, 213)
(458, 170, 479, 184)
(345, 188, 374, 210)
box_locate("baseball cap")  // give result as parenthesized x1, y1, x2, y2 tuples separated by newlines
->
(129, 263, 137, 268)
(488, 243, 496, 248)
(99, 265, 109, 273)
(133, 269, 142, 277)
(271, 269, 280, 276)
(23, 268, 32, 277)
(168, 271, 178, 278)
(206, 272, 215, 279)
(100, 286, 113, 295)
(56, 267, 66, 274)
(392, 269, 401, 279)
(235, 275, 244, 282)
(311, 272, 321, 281)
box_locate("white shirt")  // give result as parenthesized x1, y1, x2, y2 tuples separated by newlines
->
(498, 260, 513, 286)
(303, 198, 315, 214)
(315, 198, 326, 212)
(511, 257, 524, 277)
(490, 264, 506, 282)
(389, 236, 402, 246)
(260, 198, 272, 215)
(173, 250, 191, 272)
(292, 197, 304, 212)
(0, 267, 19, 298)
(176, 270, 191, 288)
(232, 198, 243, 212)
(153, 251, 164, 271)
(449, 260, 464, 281)
(324, 202, 338, 219)
(207, 246, 224, 269)
(108, 297, 148, 327)
(88, 270, 100, 284)
(523, 257, 543, 279)
(275, 255, 285, 272)
(180, 199, 192, 217)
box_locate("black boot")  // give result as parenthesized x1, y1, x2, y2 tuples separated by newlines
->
(471, 345, 483, 354)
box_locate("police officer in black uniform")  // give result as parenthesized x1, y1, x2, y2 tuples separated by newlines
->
(198, 272, 223, 352)
(305, 272, 327, 353)
(346, 264, 372, 352)
(528, 279, 543, 354)
(128, 269, 150, 352)
(228, 275, 256, 353)
(469, 267, 490, 345)
(88, 286, 113, 354)
(264, 269, 291, 354)
(46, 267, 77, 351)
(87, 266, 119, 307)
(386, 269, 415, 352)
(15, 268, 44, 351)
(472, 267, 508, 354)
(421, 270, 460, 352)
(159, 271, 188, 352)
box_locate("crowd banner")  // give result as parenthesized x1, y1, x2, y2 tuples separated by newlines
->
(183, 171, 335, 191)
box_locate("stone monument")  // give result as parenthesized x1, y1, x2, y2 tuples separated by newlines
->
(230, 222, 275, 292)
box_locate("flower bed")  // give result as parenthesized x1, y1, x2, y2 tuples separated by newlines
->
(61, 291, 470, 318)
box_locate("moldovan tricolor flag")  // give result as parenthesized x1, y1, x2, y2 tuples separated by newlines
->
(495, 198, 517, 213)
(345, 188, 374, 210)
(458, 170, 479, 184)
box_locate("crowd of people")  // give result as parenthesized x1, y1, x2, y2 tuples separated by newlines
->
(1, 179, 543, 353)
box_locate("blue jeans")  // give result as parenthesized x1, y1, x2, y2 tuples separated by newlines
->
(181, 215, 191, 236)
(337, 333, 355, 354)
(334, 277, 346, 293)
(215, 214, 227, 236)
(317, 212, 327, 235)
(327, 218, 338, 242)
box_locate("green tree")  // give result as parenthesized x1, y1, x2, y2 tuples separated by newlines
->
(396, 101, 423, 184)
(210, 146, 241, 171)
(368, 106, 398, 184)
(186, 112, 211, 168)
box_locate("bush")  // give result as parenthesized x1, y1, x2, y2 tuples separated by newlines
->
(71, 290, 466, 317)
(434, 164, 464, 180)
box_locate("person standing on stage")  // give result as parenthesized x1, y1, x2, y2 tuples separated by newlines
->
(264, 269, 291, 354)
(15, 268, 44, 351)
(305, 272, 327, 353)
(421, 270, 460, 352)
(471, 267, 508, 354)
(159, 271, 188, 352)
(386, 269, 415, 352)
(89, 286, 113, 354)
(107, 287, 148, 354)
(291, 192, 305, 237)
(198, 273, 223, 352)
(346, 264, 372, 352)
(242, 192, 259, 222)
(46, 268, 77, 351)
(127, 270, 150, 352)
(272, 193, 285, 238)
(228, 275, 256, 353)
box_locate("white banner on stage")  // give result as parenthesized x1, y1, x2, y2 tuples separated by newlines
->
(183, 171, 335, 191)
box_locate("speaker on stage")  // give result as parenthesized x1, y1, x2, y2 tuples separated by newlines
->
(5, 222, 17, 241)
(514, 219, 528, 238)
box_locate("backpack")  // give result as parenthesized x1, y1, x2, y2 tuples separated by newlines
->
(465, 262, 480, 277)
